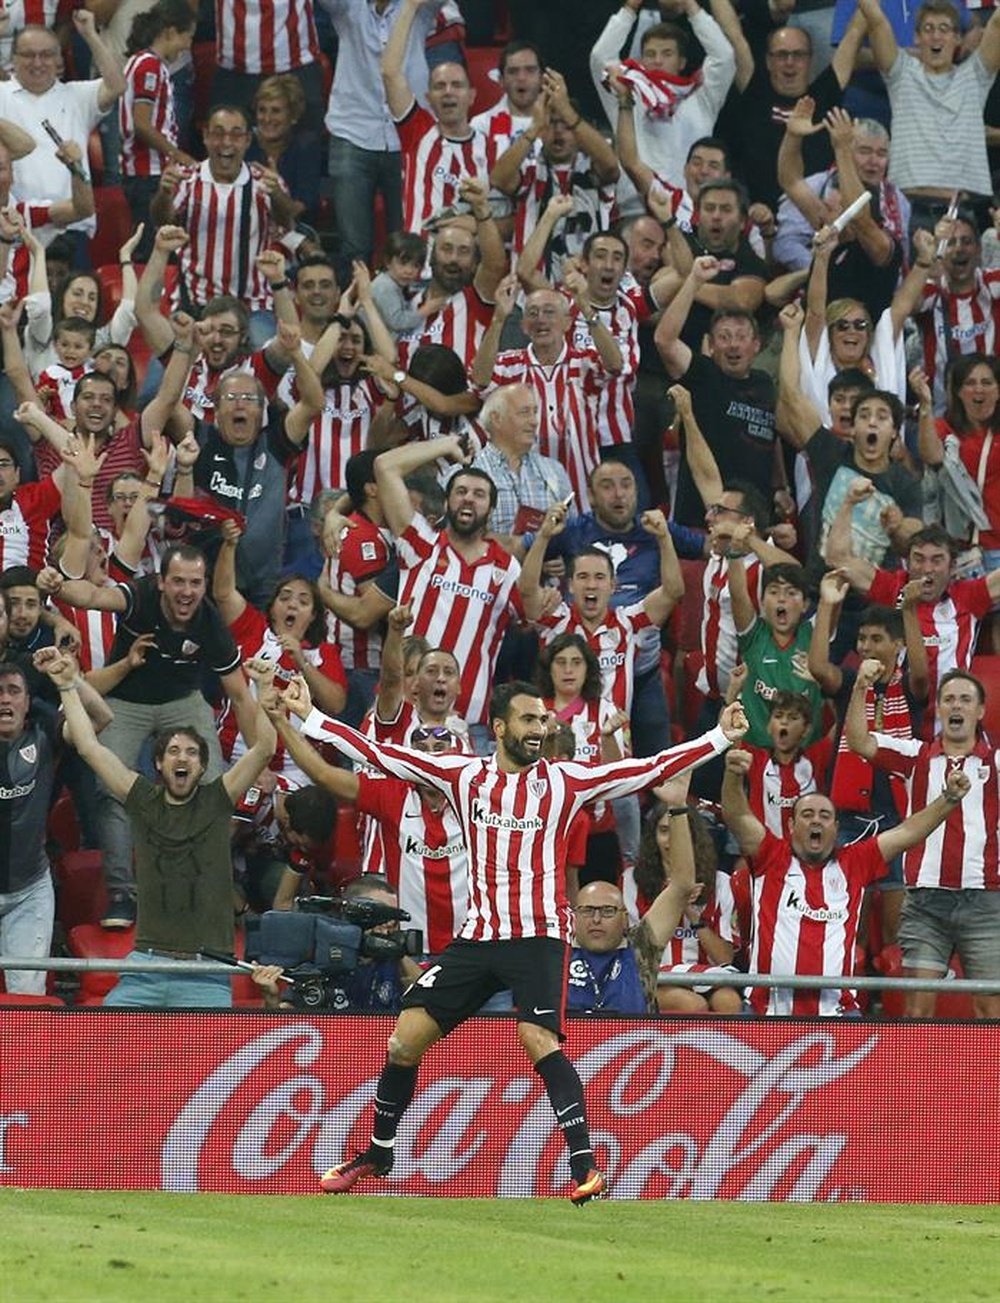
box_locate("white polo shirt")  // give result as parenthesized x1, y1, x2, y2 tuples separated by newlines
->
(0, 76, 106, 234)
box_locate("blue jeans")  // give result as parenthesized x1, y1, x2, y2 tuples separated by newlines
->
(326, 137, 403, 278)
(102, 951, 232, 1008)
(0, 873, 55, 995)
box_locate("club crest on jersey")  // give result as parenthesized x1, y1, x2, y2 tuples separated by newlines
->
(18, 743, 36, 764)
(529, 777, 548, 798)
(181, 639, 200, 656)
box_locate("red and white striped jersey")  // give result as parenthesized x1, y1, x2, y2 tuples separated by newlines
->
(869, 734, 1000, 890)
(511, 153, 617, 265)
(917, 271, 1000, 408)
(398, 285, 494, 372)
(288, 376, 382, 504)
(569, 293, 640, 449)
(36, 361, 88, 425)
(868, 569, 993, 719)
(697, 553, 763, 698)
(357, 772, 468, 955)
(321, 510, 391, 673)
(396, 514, 524, 725)
(657, 873, 735, 967)
(830, 667, 913, 818)
(395, 104, 492, 234)
(748, 829, 886, 1016)
(119, 50, 177, 178)
(545, 694, 625, 832)
(34, 422, 144, 534)
(56, 599, 117, 672)
(0, 477, 61, 571)
(301, 709, 730, 942)
(215, 0, 319, 75)
(181, 350, 281, 424)
(485, 344, 603, 507)
(169, 162, 275, 311)
(744, 739, 833, 839)
(218, 603, 347, 787)
(470, 95, 534, 158)
(537, 600, 653, 715)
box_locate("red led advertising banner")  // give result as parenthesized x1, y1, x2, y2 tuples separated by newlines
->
(2, 1011, 997, 1201)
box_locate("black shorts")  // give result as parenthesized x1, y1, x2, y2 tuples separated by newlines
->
(403, 935, 569, 1038)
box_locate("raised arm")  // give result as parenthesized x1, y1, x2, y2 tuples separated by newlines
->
(470, 273, 517, 390)
(221, 703, 278, 802)
(776, 98, 828, 231)
(381, 0, 423, 120)
(979, 3, 1000, 73)
(491, 92, 547, 196)
(910, 367, 943, 469)
(545, 69, 618, 186)
(807, 569, 849, 695)
(726, 551, 755, 635)
(462, 178, 506, 302)
(720, 746, 765, 856)
(878, 768, 970, 862)
(640, 775, 698, 949)
(73, 9, 126, 112)
(611, 89, 655, 200)
(374, 433, 467, 536)
(141, 311, 196, 441)
(804, 232, 835, 358)
(516, 193, 574, 293)
(281, 320, 327, 445)
(640, 509, 684, 626)
(135, 226, 186, 356)
(212, 520, 248, 626)
(265, 702, 361, 801)
(37, 566, 129, 613)
(856, 0, 899, 75)
(899, 577, 930, 704)
(0, 302, 42, 412)
(844, 657, 881, 759)
(565, 267, 622, 373)
(352, 260, 398, 366)
(669, 383, 722, 505)
(375, 604, 412, 723)
(517, 500, 567, 622)
(56, 433, 106, 579)
(775, 300, 822, 450)
(889, 228, 937, 339)
(654, 257, 720, 377)
(55, 668, 138, 801)
(827, 108, 893, 266)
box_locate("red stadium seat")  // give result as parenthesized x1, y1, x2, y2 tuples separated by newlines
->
(970, 655, 1000, 740)
(87, 186, 135, 268)
(96, 262, 125, 318)
(464, 45, 504, 116)
(67, 923, 135, 1004)
(52, 850, 106, 932)
(47, 791, 81, 857)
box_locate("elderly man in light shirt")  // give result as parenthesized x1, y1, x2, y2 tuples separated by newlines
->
(468, 383, 577, 546)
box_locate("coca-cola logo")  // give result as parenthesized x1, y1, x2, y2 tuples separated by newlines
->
(160, 1024, 877, 1200)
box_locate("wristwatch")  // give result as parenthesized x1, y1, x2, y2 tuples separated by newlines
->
(392, 370, 406, 386)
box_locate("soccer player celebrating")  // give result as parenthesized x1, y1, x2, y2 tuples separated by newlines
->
(270, 675, 749, 1202)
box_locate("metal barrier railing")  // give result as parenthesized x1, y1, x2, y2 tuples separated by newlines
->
(1, 955, 999, 994)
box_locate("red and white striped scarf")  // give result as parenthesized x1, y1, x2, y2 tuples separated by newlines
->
(603, 59, 703, 121)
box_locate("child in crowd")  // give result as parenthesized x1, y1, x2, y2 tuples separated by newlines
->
(35, 317, 95, 421)
(369, 231, 429, 337)
(728, 550, 823, 748)
(727, 674, 833, 840)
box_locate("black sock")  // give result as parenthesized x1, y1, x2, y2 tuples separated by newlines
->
(535, 1050, 594, 1183)
(371, 1059, 418, 1151)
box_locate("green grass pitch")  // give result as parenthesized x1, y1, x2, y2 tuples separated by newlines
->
(3, 1191, 1000, 1302)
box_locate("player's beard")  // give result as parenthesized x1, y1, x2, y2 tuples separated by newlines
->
(503, 731, 541, 768)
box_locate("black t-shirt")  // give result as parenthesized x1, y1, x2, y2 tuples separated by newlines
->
(108, 574, 241, 704)
(721, 64, 843, 210)
(801, 424, 922, 585)
(673, 352, 777, 527)
(0, 714, 59, 894)
(679, 235, 768, 352)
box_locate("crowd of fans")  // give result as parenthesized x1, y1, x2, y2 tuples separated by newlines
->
(1, 0, 999, 1020)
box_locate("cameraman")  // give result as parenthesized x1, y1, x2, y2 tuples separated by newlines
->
(252, 874, 423, 1013)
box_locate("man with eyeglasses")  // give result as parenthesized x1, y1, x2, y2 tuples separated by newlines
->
(150, 105, 297, 343)
(568, 775, 701, 1015)
(857, 0, 1000, 234)
(0, 15, 124, 242)
(716, 16, 865, 211)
